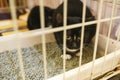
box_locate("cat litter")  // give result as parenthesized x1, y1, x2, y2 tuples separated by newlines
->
(0, 42, 102, 80)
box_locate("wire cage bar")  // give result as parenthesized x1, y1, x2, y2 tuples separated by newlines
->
(63, 0, 68, 80)
(39, 0, 48, 80)
(0, 0, 120, 80)
(78, 0, 87, 80)
(9, 0, 25, 80)
(101, 0, 117, 75)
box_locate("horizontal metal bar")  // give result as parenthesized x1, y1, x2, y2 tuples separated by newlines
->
(40, 16, 120, 34)
(0, 16, 120, 39)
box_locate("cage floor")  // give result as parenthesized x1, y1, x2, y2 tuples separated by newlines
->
(1, 42, 102, 80)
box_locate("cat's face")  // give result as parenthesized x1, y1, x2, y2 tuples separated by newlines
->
(66, 28, 81, 52)
(54, 13, 82, 53)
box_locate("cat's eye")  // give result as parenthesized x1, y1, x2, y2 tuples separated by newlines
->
(67, 36, 71, 40)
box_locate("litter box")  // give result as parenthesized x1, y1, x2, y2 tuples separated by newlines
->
(0, 29, 120, 80)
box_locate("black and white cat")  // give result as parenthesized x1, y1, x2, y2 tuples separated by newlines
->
(27, 6, 55, 30)
(52, 0, 96, 59)
(27, 0, 96, 60)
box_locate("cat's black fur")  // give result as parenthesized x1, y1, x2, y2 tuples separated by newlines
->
(27, 1, 96, 59)
(27, 6, 55, 30)
(52, 0, 96, 58)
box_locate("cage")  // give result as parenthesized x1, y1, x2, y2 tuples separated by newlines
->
(0, 0, 120, 80)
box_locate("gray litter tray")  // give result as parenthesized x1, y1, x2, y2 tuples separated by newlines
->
(1, 42, 102, 80)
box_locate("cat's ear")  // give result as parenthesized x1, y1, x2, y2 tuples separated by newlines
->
(56, 13, 63, 24)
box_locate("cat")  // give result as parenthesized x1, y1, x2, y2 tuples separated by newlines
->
(27, 6, 55, 30)
(52, 0, 96, 59)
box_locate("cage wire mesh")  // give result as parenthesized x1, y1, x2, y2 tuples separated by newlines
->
(0, 0, 120, 80)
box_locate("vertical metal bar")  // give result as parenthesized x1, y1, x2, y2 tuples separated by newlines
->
(39, 0, 47, 80)
(114, 0, 117, 17)
(90, 0, 103, 79)
(9, 0, 25, 80)
(112, 0, 120, 69)
(102, 0, 119, 75)
(63, 0, 67, 80)
(116, 26, 120, 41)
(95, 0, 99, 20)
(100, 1, 107, 34)
(78, 0, 86, 79)
(101, 0, 116, 74)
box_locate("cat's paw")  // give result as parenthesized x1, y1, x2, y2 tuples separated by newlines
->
(61, 54, 72, 60)
(76, 52, 80, 57)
